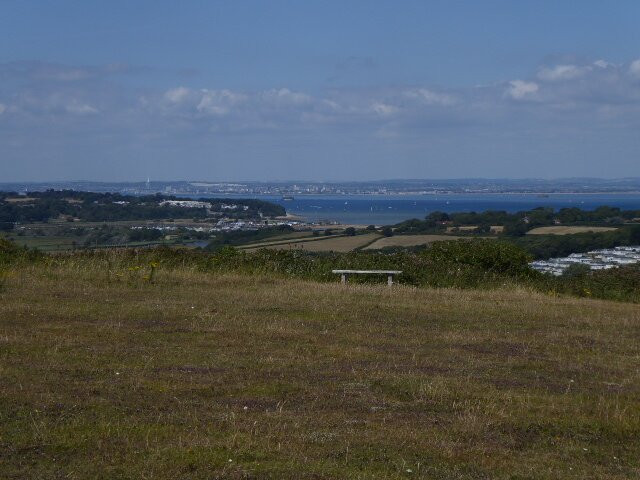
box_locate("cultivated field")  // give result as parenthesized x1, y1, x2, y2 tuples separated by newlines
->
(1, 259, 639, 478)
(5, 235, 81, 252)
(6, 235, 181, 252)
(364, 234, 464, 250)
(245, 232, 381, 252)
(243, 230, 314, 244)
(446, 226, 478, 233)
(239, 232, 336, 249)
(527, 226, 618, 235)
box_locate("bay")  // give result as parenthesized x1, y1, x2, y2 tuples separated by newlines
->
(194, 193, 640, 225)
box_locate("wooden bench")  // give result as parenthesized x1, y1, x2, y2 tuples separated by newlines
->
(332, 269, 402, 286)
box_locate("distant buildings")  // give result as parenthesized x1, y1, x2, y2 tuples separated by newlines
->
(530, 246, 640, 276)
(159, 200, 211, 209)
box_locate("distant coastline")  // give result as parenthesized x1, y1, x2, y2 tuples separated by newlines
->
(3, 179, 640, 197)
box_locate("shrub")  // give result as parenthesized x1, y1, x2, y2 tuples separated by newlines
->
(128, 228, 163, 242)
(422, 239, 533, 277)
(0, 237, 42, 266)
(563, 263, 591, 278)
(550, 265, 640, 302)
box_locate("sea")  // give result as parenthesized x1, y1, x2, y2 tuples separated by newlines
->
(195, 193, 640, 226)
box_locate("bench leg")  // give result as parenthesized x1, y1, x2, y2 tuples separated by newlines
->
(341, 273, 348, 284)
(388, 274, 393, 286)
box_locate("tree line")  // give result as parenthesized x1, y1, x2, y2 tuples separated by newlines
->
(393, 206, 640, 236)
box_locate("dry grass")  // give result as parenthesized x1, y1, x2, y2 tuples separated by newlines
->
(446, 226, 478, 233)
(1, 261, 640, 479)
(4, 197, 36, 203)
(526, 226, 619, 235)
(247, 233, 381, 252)
(239, 231, 315, 247)
(365, 234, 465, 250)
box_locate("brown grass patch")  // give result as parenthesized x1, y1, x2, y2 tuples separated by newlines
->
(4, 197, 36, 203)
(527, 225, 618, 235)
(247, 232, 381, 252)
(364, 234, 466, 249)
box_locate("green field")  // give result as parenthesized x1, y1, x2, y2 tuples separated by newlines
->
(5, 235, 181, 252)
(2, 256, 639, 479)
(4, 235, 81, 251)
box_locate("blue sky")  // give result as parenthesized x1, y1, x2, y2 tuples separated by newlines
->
(1, 1, 639, 181)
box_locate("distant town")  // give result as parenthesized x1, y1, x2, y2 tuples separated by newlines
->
(531, 246, 640, 275)
(2, 177, 640, 196)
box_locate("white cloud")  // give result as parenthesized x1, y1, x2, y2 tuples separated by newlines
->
(506, 80, 539, 99)
(4, 58, 640, 139)
(164, 86, 191, 103)
(538, 64, 590, 81)
(196, 89, 247, 115)
(261, 88, 312, 106)
(593, 59, 612, 69)
(65, 101, 99, 115)
(370, 102, 399, 116)
(403, 88, 457, 106)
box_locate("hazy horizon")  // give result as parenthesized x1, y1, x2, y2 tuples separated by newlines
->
(2, 1, 640, 181)
(3, 177, 640, 185)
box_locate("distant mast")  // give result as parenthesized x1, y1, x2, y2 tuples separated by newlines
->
(146, 177, 150, 191)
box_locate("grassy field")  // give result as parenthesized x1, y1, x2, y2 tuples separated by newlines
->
(245, 233, 381, 252)
(446, 226, 478, 233)
(4, 235, 181, 252)
(1, 258, 639, 479)
(242, 231, 315, 245)
(526, 226, 619, 235)
(3, 235, 82, 252)
(364, 235, 464, 250)
(238, 232, 342, 250)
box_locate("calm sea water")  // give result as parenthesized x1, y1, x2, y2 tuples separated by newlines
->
(197, 193, 640, 225)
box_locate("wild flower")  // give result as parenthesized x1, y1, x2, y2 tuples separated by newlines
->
(147, 261, 158, 283)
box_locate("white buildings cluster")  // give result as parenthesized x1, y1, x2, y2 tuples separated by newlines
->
(130, 219, 304, 234)
(530, 246, 640, 276)
(159, 200, 250, 212)
(220, 204, 249, 211)
(159, 200, 211, 209)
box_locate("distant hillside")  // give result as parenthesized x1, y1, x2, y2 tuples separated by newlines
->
(0, 190, 285, 228)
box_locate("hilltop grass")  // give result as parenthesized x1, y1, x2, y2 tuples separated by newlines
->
(1, 257, 640, 479)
